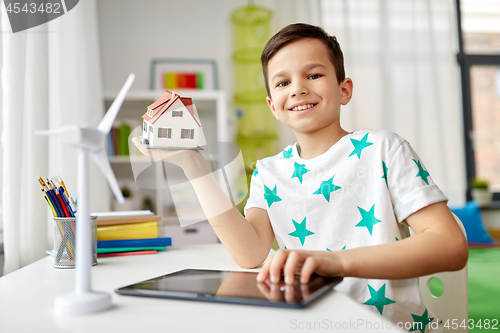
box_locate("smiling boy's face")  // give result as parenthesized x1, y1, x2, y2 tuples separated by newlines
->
(266, 38, 352, 137)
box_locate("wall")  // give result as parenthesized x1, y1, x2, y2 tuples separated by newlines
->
(97, 0, 317, 91)
(96, 0, 314, 147)
(98, 0, 238, 93)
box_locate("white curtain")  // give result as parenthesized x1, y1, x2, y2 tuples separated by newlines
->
(1, 0, 109, 275)
(320, 0, 466, 206)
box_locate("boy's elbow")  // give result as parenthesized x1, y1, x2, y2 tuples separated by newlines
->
(446, 237, 469, 271)
(235, 258, 264, 269)
(233, 254, 266, 269)
(455, 242, 469, 271)
(238, 261, 261, 269)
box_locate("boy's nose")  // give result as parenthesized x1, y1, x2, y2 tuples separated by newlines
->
(291, 84, 308, 97)
(291, 91, 307, 97)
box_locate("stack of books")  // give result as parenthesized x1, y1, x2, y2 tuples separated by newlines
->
(94, 210, 171, 257)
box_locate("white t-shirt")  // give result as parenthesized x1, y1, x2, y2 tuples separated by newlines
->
(244, 129, 447, 332)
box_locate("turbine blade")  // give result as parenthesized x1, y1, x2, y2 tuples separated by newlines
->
(98, 73, 135, 134)
(91, 149, 124, 203)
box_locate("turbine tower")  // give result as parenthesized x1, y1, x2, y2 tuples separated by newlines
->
(37, 73, 135, 315)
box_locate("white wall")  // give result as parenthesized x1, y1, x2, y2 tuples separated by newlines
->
(98, 0, 270, 94)
(98, 0, 232, 92)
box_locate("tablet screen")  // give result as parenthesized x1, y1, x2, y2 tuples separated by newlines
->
(115, 269, 342, 308)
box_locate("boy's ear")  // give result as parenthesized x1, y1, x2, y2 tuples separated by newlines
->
(266, 96, 280, 120)
(340, 78, 353, 106)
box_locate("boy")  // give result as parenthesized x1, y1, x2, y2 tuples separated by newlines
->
(133, 23, 468, 330)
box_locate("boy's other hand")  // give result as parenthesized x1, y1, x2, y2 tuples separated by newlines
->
(132, 137, 198, 166)
(256, 249, 345, 285)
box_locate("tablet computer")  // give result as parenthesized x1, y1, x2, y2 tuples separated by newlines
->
(115, 269, 342, 308)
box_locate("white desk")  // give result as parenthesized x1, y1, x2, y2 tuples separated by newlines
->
(0, 244, 404, 333)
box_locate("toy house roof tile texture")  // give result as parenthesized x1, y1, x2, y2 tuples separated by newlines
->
(142, 90, 201, 127)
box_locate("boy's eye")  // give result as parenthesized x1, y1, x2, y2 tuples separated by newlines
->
(276, 81, 290, 88)
(309, 74, 322, 80)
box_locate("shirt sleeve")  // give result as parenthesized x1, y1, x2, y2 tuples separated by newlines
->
(387, 141, 448, 223)
(243, 161, 268, 216)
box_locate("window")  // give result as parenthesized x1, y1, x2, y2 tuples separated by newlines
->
(457, 0, 500, 200)
(158, 128, 172, 138)
(470, 66, 500, 188)
(149, 125, 153, 133)
(172, 111, 183, 117)
(180, 129, 194, 139)
(143, 120, 147, 132)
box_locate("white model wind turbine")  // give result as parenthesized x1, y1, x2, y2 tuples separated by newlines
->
(36, 73, 135, 315)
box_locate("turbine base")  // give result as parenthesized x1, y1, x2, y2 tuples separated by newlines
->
(54, 291, 111, 316)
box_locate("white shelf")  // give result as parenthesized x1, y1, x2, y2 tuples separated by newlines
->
(109, 156, 152, 164)
(104, 89, 226, 101)
(105, 89, 229, 245)
(104, 89, 229, 143)
(109, 154, 219, 165)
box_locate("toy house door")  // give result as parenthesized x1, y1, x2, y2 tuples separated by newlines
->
(143, 120, 151, 143)
(147, 124, 152, 142)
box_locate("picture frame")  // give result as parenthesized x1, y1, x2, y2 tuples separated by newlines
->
(150, 58, 218, 90)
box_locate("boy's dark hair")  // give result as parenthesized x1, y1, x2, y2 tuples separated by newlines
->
(261, 23, 345, 98)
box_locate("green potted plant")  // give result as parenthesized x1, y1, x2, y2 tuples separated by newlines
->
(113, 185, 135, 211)
(469, 178, 492, 207)
(121, 186, 132, 199)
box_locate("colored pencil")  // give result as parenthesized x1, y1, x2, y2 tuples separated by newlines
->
(97, 250, 157, 258)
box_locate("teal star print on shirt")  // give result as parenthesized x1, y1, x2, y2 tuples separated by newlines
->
(355, 204, 382, 236)
(326, 245, 346, 251)
(288, 217, 314, 246)
(413, 159, 430, 185)
(291, 162, 309, 184)
(381, 161, 388, 187)
(263, 184, 282, 207)
(363, 283, 396, 315)
(252, 167, 258, 177)
(313, 175, 341, 202)
(349, 133, 373, 159)
(410, 308, 434, 333)
(282, 148, 293, 159)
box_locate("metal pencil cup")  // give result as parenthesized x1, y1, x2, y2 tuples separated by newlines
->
(53, 216, 98, 269)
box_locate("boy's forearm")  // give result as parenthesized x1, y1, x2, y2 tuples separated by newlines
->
(182, 156, 270, 268)
(337, 231, 468, 279)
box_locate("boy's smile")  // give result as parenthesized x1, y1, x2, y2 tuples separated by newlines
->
(265, 38, 353, 153)
(289, 102, 317, 112)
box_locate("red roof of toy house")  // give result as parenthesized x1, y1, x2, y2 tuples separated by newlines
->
(142, 90, 201, 127)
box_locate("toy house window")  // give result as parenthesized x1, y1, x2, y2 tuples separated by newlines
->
(172, 111, 184, 117)
(181, 129, 194, 139)
(158, 128, 172, 138)
(149, 125, 153, 133)
(143, 121, 147, 132)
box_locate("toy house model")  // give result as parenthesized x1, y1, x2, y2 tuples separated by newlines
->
(141, 90, 202, 150)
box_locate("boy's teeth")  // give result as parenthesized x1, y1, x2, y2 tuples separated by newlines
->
(292, 104, 313, 111)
